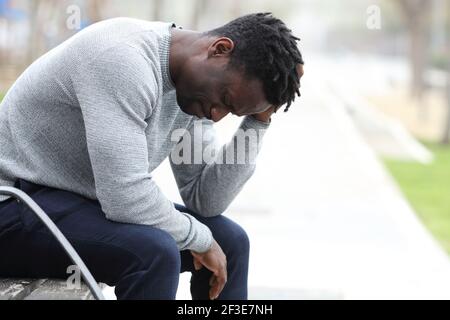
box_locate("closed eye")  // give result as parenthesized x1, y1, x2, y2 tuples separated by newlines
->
(222, 93, 231, 107)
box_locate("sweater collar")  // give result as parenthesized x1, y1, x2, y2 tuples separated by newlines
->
(159, 22, 178, 94)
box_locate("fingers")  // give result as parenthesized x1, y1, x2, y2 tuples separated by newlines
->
(191, 241, 228, 300)
(209, 276, 217, 300)
(209, 265, 227, 300)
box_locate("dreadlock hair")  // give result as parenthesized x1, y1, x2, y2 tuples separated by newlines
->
(205, 12, 304, 112)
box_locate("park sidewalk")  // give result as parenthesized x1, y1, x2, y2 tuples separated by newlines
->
(148, 57, 450, 300)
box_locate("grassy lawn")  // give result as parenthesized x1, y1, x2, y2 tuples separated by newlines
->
(0, 92, 4, 102)
(384, 143, 450, 254)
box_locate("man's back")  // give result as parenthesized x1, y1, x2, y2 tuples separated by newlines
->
(0, 18, 186, 202)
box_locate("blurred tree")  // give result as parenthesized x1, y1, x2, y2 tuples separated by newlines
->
(27, 0, 108, 65)
(152, 0, 165, 21)
(190, 0, 209, 29)
(229, 0, 243, 19)
(396, 0, 431, 99)
(86, 0, 104, 23)
(28, 0, 57, 63)
(0, 5, 7, 67)
(190, 0, 243, 31)
(443, 0, 450, 144)
(444, 72, 450, 144)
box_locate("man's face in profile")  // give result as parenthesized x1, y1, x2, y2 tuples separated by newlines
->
(175, 63, 272, 123)
(174, 35, 304, 122)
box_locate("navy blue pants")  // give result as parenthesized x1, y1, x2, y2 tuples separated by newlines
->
(0, 179, 249, 300)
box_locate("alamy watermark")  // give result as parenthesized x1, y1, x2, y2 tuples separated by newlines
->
(170, 120, 265, 165)
(66, 5, 81, 31)
(366, 5, 382, 30)
(66, 265, 81, 290)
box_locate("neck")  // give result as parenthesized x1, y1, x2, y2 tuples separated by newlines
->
(169, 29, 204, 86)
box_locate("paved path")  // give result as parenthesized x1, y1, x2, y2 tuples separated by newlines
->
(146, 57, 450, 300)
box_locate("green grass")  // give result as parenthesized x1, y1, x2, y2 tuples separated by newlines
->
(0, 93, 4, 102)
(384, 143, 450, 254)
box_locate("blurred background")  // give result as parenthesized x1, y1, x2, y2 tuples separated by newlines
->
(1, 0, 450, 299)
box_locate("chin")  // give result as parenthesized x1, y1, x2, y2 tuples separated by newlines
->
(176, 98, 190, 113)
(176, 93, 205, 118)
(177, 103, 196, 117)
(178, 105, 190, 115)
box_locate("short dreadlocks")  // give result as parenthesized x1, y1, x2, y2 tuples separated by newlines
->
(206, 12, 304, 112)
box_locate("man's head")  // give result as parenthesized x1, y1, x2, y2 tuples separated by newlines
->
(171, 12, 304, 122)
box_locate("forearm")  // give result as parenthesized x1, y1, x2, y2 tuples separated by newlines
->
(176, 116, 270, 217)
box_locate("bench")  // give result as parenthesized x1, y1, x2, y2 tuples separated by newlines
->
(0, 278, 99, 300)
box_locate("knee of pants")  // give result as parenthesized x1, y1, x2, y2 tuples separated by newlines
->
(216, 219, 250, 259)
(174, 204, 250, 258)
(123, 226, 181, 274)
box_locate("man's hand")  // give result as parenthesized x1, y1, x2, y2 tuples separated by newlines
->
(251, 105, 278, 123)
(251, 64, 304, 123)
(191, 239, 227, 300)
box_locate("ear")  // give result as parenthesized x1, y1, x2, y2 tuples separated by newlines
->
(208, 37, 234, 58)
(296, 64, 304, 78)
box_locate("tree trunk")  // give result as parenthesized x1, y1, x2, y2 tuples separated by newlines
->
(409, 18, 427, 99)
(86, 0, 104, 24)
(443, 72, 450, 144)
(0, 17, 8, 66)
(27, 0, 61, 64)
(398, 0, 431, 99)
(229, 0, 243, 19)
(442, 1, 450, 144)
(27, 0, 41, 64)
(190, 0, 208, 30)
(152, 0, 165, 21)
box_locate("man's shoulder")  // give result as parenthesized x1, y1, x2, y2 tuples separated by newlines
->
(75, 18, 171, 45)
(71, 18, 171, 77)
(73, 43, 161, 97)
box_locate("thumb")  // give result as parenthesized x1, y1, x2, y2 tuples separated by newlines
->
(193, 256, 203, 271)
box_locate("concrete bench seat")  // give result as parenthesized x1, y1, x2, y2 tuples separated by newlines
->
(0, 278, 98, 300)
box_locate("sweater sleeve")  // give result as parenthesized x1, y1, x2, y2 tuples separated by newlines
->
(170, 116, 270, 217)
(71, 45, 212, 253)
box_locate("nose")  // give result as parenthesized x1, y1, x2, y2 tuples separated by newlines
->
(210, 106, 230, 122)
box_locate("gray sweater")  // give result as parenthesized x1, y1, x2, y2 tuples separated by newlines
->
(0, 18, 269, 253)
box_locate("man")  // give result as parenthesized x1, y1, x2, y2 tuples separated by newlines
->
(0, 13, 304, 300)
